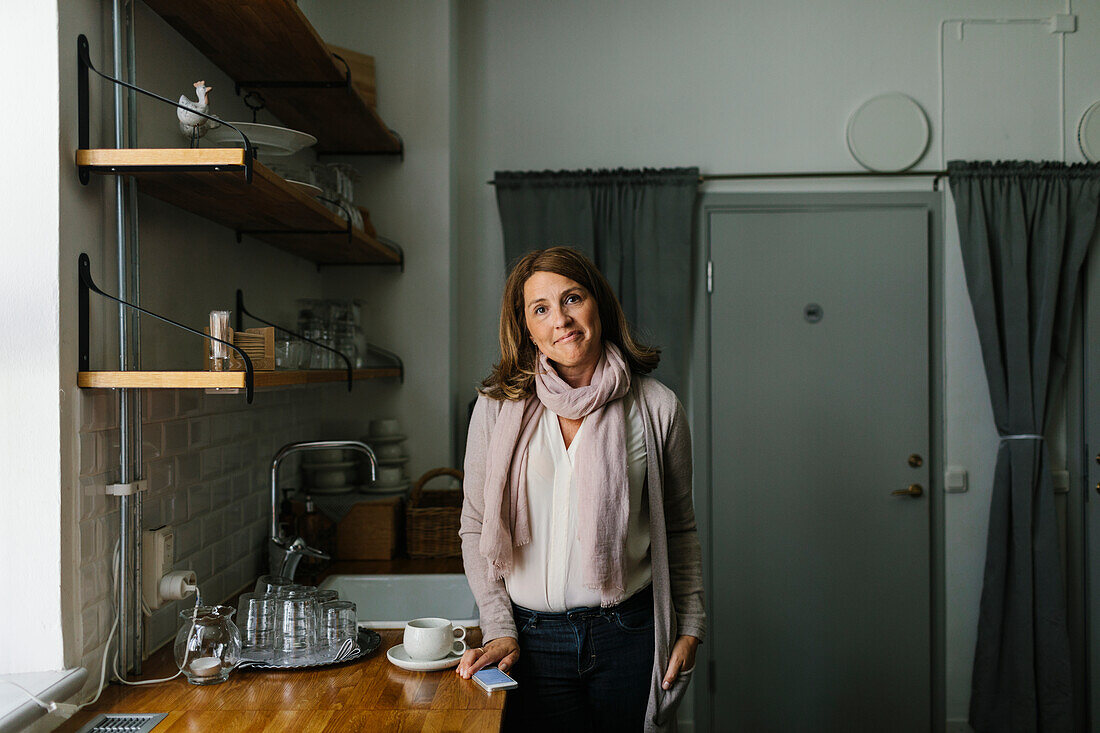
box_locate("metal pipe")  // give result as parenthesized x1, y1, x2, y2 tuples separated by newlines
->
(112, 0, 132, 679)
(124, 0, 143, 675)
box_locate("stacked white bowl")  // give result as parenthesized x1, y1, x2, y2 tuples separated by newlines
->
(360, 418, 409, 496)
(301, 448, 357, 494)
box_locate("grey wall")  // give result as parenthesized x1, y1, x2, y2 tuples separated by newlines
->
(452, 1, 1100, 725)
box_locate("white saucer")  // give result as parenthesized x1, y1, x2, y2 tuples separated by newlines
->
(365, 434, 407, 445)
(386, 644, 462, 672)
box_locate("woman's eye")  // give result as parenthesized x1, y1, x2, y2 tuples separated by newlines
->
(565, 294, 580, 304)
(534, 306, 546, 315)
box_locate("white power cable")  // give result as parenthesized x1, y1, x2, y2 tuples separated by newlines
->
(22, 544, 202, 721)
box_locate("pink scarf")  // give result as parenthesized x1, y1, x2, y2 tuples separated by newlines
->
(480, 342, 632, 607)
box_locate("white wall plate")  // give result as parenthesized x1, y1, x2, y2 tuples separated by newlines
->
(1077, 101, 1100, 162)
(846, 93, 930, 172)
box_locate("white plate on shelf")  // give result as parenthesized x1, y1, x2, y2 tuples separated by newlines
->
(364, 434, 407, 445)
(205, 122, 318, 156)
(386, 644, 462, 672)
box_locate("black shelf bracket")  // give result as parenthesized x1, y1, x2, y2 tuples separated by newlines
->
(79, 253, 255, 403)
(364, 342, 404, 384)
(77, 34, 255, 185)
(235, 290, 354, 392)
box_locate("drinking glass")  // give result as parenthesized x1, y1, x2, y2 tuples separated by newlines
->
(314, 589, 338, 605)
(208, 310, 231, 371)
(321, 600, 358, 656)
(254, 574, 293, 595)
(274, 590, 320, 665)
(238, 592, 277, 658)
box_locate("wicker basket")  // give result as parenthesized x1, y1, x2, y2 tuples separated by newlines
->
(405, 468, 464, 558)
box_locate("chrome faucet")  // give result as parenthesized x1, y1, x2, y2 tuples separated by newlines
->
(268, 440, 378, 580)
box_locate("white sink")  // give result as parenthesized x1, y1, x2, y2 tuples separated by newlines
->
(318, 573, 480, 629)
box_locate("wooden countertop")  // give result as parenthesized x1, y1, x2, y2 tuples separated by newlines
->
(58, 628, 505, 732)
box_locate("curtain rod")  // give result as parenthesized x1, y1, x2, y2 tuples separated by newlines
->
(487, 170, 949, 185)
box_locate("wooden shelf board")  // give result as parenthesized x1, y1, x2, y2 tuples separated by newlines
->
(142, 0, 400, 154)
(78, 369, 401, 390)
(76, 149, 400, 265)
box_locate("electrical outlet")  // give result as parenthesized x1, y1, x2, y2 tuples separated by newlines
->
(142, 525, 175, 610)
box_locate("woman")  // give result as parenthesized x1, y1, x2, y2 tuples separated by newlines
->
(457, 246, 706, 732)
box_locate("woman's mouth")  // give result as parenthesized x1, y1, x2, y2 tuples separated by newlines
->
(556, 331, 582, 344)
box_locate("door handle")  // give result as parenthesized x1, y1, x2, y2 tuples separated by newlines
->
(892, 484, 923, 498)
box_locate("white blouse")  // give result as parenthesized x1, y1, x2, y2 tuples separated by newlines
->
(504, 391, 652, 612)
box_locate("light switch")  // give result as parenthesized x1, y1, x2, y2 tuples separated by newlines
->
(945, 467, 968, 493)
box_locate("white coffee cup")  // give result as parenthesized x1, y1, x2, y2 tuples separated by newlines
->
(403, 617, 467, 661)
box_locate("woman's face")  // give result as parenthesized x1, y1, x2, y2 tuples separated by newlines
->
(523, 270, 603, 371)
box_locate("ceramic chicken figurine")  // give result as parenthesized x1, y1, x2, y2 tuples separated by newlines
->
(178, 80, 219, 146)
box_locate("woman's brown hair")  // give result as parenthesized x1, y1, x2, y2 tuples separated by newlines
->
(480, 246, 660, 401)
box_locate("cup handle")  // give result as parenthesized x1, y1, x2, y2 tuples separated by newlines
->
(453, 626, 467, 643)
(452, 638, 468, 656)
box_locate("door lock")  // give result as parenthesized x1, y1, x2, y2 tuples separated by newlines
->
(908, 454, 923, 468)
(892, 484, 924, 498)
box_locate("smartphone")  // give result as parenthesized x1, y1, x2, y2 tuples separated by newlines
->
(473, 666, 518, 692)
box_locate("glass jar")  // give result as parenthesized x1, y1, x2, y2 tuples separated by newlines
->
(174, 605, 242, 685)
(335, 324, 358, 370)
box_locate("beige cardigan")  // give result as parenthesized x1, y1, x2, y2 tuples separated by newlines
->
(460, 375, 706, 732)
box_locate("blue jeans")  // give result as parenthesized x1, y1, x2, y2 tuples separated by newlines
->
(505, 585, 655, 733)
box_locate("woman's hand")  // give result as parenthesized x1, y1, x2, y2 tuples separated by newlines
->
(662, 635, 701, 690)
(456, 636, 520, 679)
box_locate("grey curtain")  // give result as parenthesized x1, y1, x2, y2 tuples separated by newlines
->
(494, 167, 699, 398)
(948, 161, 1100, 732)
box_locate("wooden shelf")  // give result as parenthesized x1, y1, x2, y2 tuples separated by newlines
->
(76, 148, 399, 265)
(77, 369, 401, 390)
(142, 0, 401, 154)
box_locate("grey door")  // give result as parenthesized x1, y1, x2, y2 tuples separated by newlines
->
(708, 202, 932, 732)
(1085, 245, 1100, 731)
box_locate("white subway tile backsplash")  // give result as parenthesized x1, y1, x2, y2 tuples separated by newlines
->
(78, 387, 322, 664)
(79, 432, 99, 477)
(146, 391, 177, 422)
(147, 459, 173, 495)
(201, 512, 224, 546)
(177, 390, 201, 416)
(186, 483, 211, 519)
(81, 606, 100, 654)
(141, 500, 163, 531)
(188, 417, 208, 449)
(141, 423, 164, 460)
(80, 519, 96, 558)
(176, 453, 201, 484)
(163, 421, 189, 456)
(174, 518, 202, 559)
(200, 447, 222, 479)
